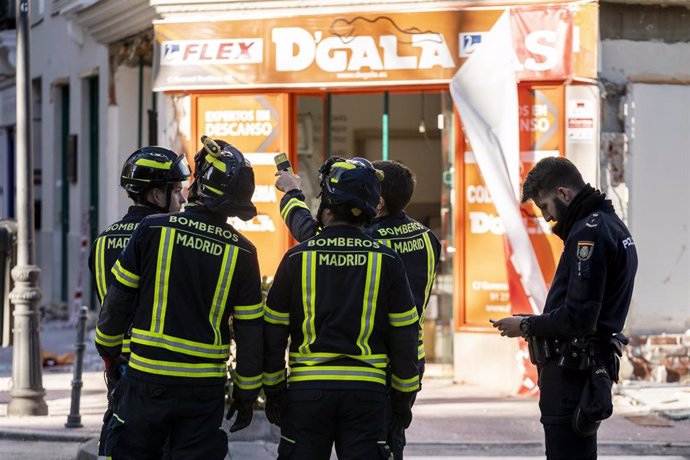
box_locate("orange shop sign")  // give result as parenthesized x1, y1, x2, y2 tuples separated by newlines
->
(153, 3, 597, 90)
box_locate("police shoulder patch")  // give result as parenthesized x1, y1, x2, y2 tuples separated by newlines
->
(585, 213, 600, 228)
(577, 241, 594, 261)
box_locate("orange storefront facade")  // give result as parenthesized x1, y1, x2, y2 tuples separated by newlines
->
(154, 1, 600, 390)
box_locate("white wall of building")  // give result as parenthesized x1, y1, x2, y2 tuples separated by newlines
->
(30, 7, 109, 311)
(600, 39, 690, 334)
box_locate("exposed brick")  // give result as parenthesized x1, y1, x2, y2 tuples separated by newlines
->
(648, 335, 681, 346)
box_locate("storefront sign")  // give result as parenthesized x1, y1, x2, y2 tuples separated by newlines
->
(153, 2, 597, 90)
(194, 94, 290, 278)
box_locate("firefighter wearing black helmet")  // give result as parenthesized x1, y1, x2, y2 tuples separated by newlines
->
(89, 146, 190, 458)
(264, 159, 419, 459)
(95, 137, 263, 459)
(276, 159, 441, 459)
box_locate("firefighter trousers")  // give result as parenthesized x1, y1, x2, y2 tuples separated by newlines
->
(105, 374, 228, 460)
(277, 388, 392, 460)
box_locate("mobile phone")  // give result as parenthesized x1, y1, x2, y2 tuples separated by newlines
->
(274, 153, 293, 174)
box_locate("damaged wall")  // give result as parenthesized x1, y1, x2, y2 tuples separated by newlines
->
(599, 3, 690, 335)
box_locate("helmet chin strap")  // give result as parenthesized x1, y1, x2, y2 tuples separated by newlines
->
(141, 184, 173, 213)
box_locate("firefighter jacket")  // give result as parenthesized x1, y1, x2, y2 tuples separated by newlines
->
(89, 206, 160, 355)
(279, 190, 441, 361)
(95, 205, 263, 398)
(530, 205, 638, 339)
(89, 206, 159, 304)
(263, 225, 419, 395)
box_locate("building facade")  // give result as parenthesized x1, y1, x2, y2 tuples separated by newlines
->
(10, 0, 690, 391)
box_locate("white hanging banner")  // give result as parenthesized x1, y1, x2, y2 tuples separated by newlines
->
(449, 10, 547, 314)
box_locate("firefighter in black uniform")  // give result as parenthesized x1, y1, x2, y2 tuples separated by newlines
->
(264, 159, 420, 459)
(95, 138, 263, 459)
(89, 146, 189, 457)
(276, 158, 441, 459)
(493, 157, 637, 460)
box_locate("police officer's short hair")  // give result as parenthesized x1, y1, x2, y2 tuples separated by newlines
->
(372, 160, 416, 215)
(522, 157, 585, 204)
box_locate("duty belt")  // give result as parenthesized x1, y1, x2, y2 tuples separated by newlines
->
(526, 333, 628, 367)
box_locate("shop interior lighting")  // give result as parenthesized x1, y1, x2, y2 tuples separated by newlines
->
(418, 92, 426, 134)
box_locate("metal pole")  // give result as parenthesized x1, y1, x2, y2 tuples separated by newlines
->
(8, 0, 47, 416)
(65, 306, 88, 428)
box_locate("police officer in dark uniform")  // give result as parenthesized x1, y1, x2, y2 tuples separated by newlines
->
(276, 158, 441, 459)
(264, 159, 419, 459)
(95, 138, 263, 459)
(493, 157, 637, 460)
(89, 146, 189, 457)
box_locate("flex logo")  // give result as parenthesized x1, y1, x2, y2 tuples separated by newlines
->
(161, 39, 263, 65)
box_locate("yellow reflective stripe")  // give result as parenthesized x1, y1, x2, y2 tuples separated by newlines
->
(281, 435, 296, 444)
(234, 303, 264, 321)
(94, 236, 107, 302)
(421, 232, 436, 327)
(234, 373, 263, 390)
(112, 260, 140, 288)
(95, 327, 123, 347)
(210, 245, 238, 344)
(388, 306, 419, 327)
(289, 365, 386, 385)
(128, 352, 226, 378)
(205, 184, 223, 195)
(391, 373, 420, 392)
(205, 154, 226, 172)
(122, 339, 131, 354)
(152, 228, 175, 334)
(378, 239, 392, 248)
(280, 197, 310, 221)
(135, 158, 172, 170)
(299, 252, 316, 354)
(418, 342, 425, 360)
(288, 351, 388, 368)
(131, 328, 229, 359)
(263, 369, 286, 385)
(264, 305, 289, 325)
(356, 252, 381, 355)
(112, 413, 125, 424)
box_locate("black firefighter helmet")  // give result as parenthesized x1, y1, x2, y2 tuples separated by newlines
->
(318, 156, 383, 223)
(189, 136, 257, 221)
(120, 146, 191, 211)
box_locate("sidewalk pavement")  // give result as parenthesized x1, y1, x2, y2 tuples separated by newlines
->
(0, 322, 689, 459)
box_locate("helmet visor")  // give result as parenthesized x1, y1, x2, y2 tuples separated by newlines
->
(168, 154, 192, 182)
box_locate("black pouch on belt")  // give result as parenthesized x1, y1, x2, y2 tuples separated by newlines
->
(572, 362, 613, 437)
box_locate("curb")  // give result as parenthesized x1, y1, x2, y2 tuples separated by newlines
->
(404, 441, 690, 456)
(0, 428, 95, 443)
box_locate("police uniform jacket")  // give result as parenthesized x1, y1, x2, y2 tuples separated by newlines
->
(95, 205, 263, 397)
(280, 191, 441, 363)
(263, 225, 419, 395)
(529, 204, 638, 339)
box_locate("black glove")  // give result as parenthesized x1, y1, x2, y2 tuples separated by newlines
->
(389, 390, 414, 431)
(225, 398, 254, 433)
(264, 389, 286, 427)
(103, 355, 128, 392)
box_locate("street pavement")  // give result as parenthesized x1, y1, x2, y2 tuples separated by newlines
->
(0, 321, 688, 459)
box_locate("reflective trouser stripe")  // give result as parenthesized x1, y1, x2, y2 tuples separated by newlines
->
(128, 352, 226, 378)
(288, 352, 388, 368)
(418, 342, 425, 360)
(356, 252, 382, 355)
(131, 329, 229, 359)
(289, 366, 386, 385)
